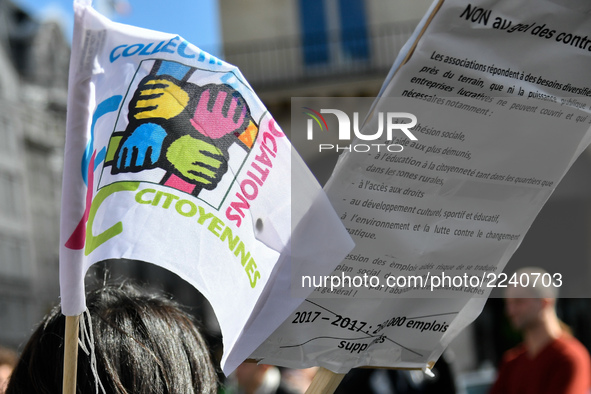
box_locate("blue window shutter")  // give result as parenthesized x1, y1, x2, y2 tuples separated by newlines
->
(299, 0, 329, 65)
(338, 0, 369, 60)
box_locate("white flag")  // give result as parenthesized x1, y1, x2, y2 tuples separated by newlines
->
(60, 0, 353, 374)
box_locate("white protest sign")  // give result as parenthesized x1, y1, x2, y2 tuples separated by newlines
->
(250, 0, 591, 373)
(60, 0, 353, 375)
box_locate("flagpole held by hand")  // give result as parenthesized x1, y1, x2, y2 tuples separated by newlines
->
(304, 367, 346, 394)
(63, 315, 80, 394)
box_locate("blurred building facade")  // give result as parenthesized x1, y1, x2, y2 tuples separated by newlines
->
(220, 0, 433, 184)
(0, 0, 68, 349)
(221, 0, 433, 97)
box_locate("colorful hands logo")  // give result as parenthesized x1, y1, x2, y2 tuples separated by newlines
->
(66, 59, 260, 251)
(104, 60, 258, 196)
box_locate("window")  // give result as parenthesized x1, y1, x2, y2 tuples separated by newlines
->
(0, 171, 24, 218)
(0, 113, 16, 155)
(299, 0, 330, 65)
(0, 234, 30, 278)
(338, 0, 369, 60)
(299, 0, 369, 66)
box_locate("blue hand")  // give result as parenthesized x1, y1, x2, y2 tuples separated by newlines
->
(116, 123, 167, 170)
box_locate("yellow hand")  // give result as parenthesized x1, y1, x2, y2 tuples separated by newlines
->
(133, 78, 189, 120)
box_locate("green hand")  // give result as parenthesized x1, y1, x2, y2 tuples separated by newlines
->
(166, 135, 227, 187)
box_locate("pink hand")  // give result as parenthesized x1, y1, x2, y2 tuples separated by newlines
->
(190, 87, 248, 139)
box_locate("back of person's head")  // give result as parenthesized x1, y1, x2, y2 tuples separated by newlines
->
(6, 282, 218, 394)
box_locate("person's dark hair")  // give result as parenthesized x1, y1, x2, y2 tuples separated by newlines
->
(6, 282, 218, 393)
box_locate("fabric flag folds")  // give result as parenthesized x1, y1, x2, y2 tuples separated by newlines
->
(60, 0, 353, 374)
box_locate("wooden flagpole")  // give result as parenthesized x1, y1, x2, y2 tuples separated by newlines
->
(304, 367, 346, 394)
(63, 315, 80, 394)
